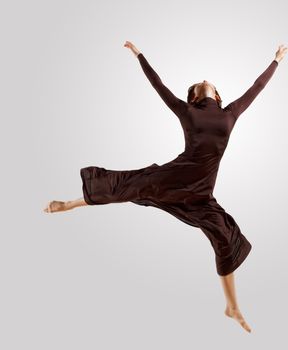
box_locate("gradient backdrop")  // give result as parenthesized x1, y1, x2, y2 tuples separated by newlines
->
(1, 0, 287, 348)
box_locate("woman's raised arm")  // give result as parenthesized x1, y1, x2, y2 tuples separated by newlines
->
(224, 44, 287, 120)
(124, 41, 186, 118)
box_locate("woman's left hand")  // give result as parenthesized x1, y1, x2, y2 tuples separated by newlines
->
(275, 44, 288, 63)
(124, 41, 141, 57)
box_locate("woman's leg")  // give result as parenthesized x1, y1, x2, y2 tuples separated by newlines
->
(220, 272, 252, 333)
(43, 197, 88, 213)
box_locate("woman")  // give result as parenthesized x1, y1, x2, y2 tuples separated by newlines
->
(44, 42, 287, 332)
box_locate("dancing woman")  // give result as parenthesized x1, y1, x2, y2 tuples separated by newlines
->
(44, 42, 287, 332)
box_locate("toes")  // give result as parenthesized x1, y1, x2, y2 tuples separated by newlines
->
(47, 202, 52, 213)
(44, 201, 56, 213)
(243, 324, 251, 333)
(240, 319, 251, 333)
(243, 323, 251, 333)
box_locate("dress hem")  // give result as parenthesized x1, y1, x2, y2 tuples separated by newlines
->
(80, 168, 95, 205)
(216, 238, 252, 276)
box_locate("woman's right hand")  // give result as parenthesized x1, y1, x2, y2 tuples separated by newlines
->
(275, 44, 287, 63)
(124, 41, 141, 56)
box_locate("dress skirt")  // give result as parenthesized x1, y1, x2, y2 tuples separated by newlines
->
(80, 162, 252, 276)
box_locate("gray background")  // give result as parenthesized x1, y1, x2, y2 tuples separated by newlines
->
(1, 0, 287, 348)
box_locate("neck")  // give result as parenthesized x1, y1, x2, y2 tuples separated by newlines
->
(197, 92, 216, 101)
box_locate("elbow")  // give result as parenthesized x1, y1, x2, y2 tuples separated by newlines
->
(253, 80, 265, 90)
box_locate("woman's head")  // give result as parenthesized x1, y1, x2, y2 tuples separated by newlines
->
(187, 80, 222, 108)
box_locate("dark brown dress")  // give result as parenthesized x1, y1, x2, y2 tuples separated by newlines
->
(80, 53, 278, 276)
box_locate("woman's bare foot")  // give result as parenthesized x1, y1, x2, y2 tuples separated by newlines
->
(224, 305, 252, 333)
(43, 200, 72, 213)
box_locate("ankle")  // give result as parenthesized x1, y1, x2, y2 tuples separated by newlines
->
(227, 304, 239, 310)
(65, 201, 75, 210)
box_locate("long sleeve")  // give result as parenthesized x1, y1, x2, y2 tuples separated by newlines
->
(137, 53, 186, 118)
(225, 60, 279, 120)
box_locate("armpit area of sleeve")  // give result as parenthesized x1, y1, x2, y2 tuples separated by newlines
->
(224, 106, 238, 121)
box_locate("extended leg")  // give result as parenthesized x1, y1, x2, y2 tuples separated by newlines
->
(220, 272, 252, 333)
(43, 197, 88, 213)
